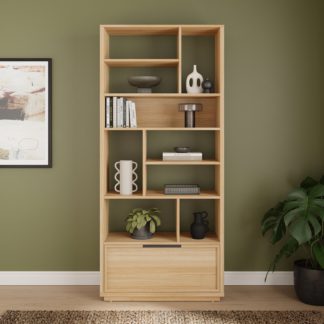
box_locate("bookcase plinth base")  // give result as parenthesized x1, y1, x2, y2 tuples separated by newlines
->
(102, 294, 222, 302)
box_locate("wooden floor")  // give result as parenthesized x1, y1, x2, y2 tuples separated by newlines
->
(0, 286, 323, 313)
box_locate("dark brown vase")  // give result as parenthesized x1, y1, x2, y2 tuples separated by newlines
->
(190, 211, 209, 239)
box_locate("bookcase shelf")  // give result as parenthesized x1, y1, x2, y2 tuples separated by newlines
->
(105, 127, 221, 131)
(104, 58, 179, 67)
(146, 190, 220, 199)
(104, 191, 220, 199)
(180, 232, 219, 244)
(100, 24, 224, 302)
(104, 93, 221, 98)
(145, 159, 220, 165)
(102, 25, 180, 36)
(104, 192, 144, 199)
(104, 232, 219, 245)
(105, 232, 177, 245)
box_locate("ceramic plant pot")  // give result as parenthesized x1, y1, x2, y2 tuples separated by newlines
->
(131, 224, 153, 240)
(294, 259, 324, 306)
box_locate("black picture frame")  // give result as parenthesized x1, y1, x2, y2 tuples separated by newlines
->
(0, 58, 52, 168)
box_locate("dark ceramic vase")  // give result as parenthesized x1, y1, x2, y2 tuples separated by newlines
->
(131, 224, 153, 240)
(202, 78, 213, 93)
(294, 259, 324, 306)
(190, 211, 209, 239)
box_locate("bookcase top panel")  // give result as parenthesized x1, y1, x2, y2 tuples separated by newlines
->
(101, 25, 223, 36)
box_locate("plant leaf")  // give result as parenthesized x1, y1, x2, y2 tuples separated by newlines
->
(307, 214, 321, 236)
(261, 202, 286, 242)
(288, 218, 312, 245)
(284, 206, 304, 226)
(151, 215, 161, 226)
(126, 222, 131, 232)
(300, 176, 318, 190)
(320, 175, 324, 185)
(283, 201, 302, 213)
(313, 241, 324, 269)
(266, 238, 299, 280)
(310, 205, 324, 221)
(313, 198, 324, 208)
(149, 220, 156, 233)
(309, 184, 324, 199)
(287, 188, 306, 201)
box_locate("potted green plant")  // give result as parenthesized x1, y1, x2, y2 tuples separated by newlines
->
(261, 176, 324, 306)
(125, 208, 161, 240)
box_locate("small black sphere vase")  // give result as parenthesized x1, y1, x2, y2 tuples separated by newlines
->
(202, 78, 213, 93)
(190, 211, 209, 239)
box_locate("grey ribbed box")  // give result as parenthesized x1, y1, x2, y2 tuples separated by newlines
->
(164, 184, 200, 195)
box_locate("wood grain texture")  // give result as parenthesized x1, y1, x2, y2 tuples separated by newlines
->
(0, 286, 322, 312)
(100, 25, 224, 301)
(177, 27, 182, 93)
(104, 93, 220, 98)
(145, 159, 220, 165)
(102, 25, 179, 36)
(142, 130, 147, 195)
(217, 25, 225, 295)
(104, 246, 219, 293)
(104, 59, 179, 67)
(105, 127, 220, 131)
(105, 232, 177, 245)
(133, 98, 219, 128)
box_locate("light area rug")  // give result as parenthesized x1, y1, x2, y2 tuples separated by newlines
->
(0, 311, 323, 324)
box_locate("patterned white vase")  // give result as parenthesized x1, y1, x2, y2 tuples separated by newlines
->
(114, 160, 138, 195)
(186, 65, 204, 93)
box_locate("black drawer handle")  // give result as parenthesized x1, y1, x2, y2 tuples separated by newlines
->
(143, 244, 182, 248)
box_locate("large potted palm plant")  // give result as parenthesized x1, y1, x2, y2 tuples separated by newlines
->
(261, 176, 324, 305)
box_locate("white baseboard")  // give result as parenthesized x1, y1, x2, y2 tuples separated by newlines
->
(0, 271, 293, 285)
(224, 271, 293, 285)
(0, 272, 99, 285)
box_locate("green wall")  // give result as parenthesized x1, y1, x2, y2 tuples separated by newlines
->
(0, 0, 323, 271)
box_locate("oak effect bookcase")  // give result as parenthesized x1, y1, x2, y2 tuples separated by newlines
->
(100, 25, 224, 301)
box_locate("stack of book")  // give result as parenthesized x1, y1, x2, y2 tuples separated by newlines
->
(105, 96, 137, 128)
(162, 152, 203, 161)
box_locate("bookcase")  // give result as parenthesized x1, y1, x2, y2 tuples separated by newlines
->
(100, 25, 224, 301)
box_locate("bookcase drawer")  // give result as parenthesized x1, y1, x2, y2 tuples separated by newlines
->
(104, 245, 219, 292)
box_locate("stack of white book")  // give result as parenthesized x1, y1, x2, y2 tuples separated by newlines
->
(162, 152, 203, 161)
(105, 96, 137, 128)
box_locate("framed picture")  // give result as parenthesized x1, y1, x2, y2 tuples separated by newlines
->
(0, 59, 52, 167)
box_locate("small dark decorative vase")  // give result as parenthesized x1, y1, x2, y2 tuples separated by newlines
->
(202, 78, 213, 93)
(190, 211, 209, 239)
